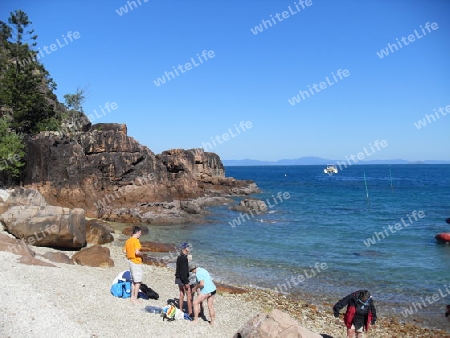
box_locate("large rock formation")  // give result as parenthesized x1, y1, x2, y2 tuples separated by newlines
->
(21, 123, 259, 223)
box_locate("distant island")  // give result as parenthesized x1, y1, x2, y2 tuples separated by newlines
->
(222, 156, 450, 166)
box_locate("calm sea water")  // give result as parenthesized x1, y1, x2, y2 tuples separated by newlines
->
(121, 164, 450, 320)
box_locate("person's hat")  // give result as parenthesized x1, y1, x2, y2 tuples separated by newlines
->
(189, 262, 199, 271)
(180, 242, 192, 250)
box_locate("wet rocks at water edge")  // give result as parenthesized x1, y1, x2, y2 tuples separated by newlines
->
(230, 198, 268, 214)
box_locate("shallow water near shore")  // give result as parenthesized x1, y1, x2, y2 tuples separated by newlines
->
(114, 164, 450, 330)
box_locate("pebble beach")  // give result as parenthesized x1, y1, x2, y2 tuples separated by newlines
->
(1, 231, 449, 338)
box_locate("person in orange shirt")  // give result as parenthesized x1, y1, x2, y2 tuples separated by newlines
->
(124, 226, 143, 304)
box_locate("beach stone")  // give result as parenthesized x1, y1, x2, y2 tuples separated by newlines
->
(234, 309, 322, 338)
(0, 204, 86, 249)
(42, 251, 74, 265)
(86, 219, 114, 245)
(72, 245, 114, 267)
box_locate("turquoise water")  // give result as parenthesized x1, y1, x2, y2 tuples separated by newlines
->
(130, 164, 450, 319)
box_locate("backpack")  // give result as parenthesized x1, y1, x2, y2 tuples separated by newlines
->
(110, 280, 131, 298)
(140, 283, 159, 300)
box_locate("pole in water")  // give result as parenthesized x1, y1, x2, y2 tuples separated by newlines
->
(363, 170, 370, 206)
(389, 166, 394, 193)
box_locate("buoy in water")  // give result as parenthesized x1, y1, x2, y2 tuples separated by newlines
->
(435, 233, 450, 244)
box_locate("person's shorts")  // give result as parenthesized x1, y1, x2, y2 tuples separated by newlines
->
(175, 277, 184, 286)
(129, 262, 143, 283)
(351, 324, 364, 333)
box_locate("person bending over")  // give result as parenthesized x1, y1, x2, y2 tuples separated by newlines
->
(190, 262, 216, 325)
(333, 290, 377, 338)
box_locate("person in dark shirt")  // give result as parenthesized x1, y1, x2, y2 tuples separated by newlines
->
(175, 242, 192, 315)
(333, 290, 377, 338)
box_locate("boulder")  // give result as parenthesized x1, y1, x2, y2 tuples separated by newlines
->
(180, 200, 202, 214)
(4, 187, 47, 207)
(42, 251, 74, 265)
(0, 233, 55, 267)
(86, 219, 114, 245)
(234, 309, 322, 338)
(0, 204, 86, 249)
(19, 251, 56, 267)
(230, 198, 268, 214)
(0, 233, 35, 257)
(122, 225, 149, 236)
(142, 254, 169, 267)
(71, 245, 114, 267)
(140, 241, 177, 253)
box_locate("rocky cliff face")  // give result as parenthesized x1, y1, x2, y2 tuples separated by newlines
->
(22, 123, 258, 223)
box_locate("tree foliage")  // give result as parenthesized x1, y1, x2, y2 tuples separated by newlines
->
(0, 117, 25, 178)
(0, 9, 60, 134)
(64, 86, 87, 112)
(0, 9, 69, 182)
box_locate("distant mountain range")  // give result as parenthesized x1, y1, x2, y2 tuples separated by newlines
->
(222, 156, 450, 166)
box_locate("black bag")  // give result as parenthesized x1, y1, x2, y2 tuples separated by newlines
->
(140, 283, 159, 300)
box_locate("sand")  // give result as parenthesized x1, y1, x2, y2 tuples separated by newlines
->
(1, 233, 449, 338)
(0, 236, 265, 338)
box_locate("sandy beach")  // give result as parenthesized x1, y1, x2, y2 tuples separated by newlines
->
(1, 230, 449, 338)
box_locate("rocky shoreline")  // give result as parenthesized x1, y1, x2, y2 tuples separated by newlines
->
(1, 226, 449, 338)
(240, 288, 450, 338)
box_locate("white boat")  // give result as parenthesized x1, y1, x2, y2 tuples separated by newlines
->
(324, 165, 338, 174)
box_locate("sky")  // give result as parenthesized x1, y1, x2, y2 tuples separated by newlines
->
(1, 0, 449, 161)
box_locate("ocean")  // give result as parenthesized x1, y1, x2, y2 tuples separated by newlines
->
(119, 164, 450, 323)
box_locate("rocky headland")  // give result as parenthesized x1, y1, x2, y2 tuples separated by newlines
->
(19, 119, 259, 224)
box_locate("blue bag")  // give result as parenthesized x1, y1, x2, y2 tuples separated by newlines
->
(110, 280, 131, 298)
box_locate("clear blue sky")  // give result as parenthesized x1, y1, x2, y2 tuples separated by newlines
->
(2, 0, 449, 161)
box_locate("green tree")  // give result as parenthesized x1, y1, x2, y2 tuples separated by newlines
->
(0, 10, 60, 134)
(64, 86, 87, 112)
(0, 116, 25, 178)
